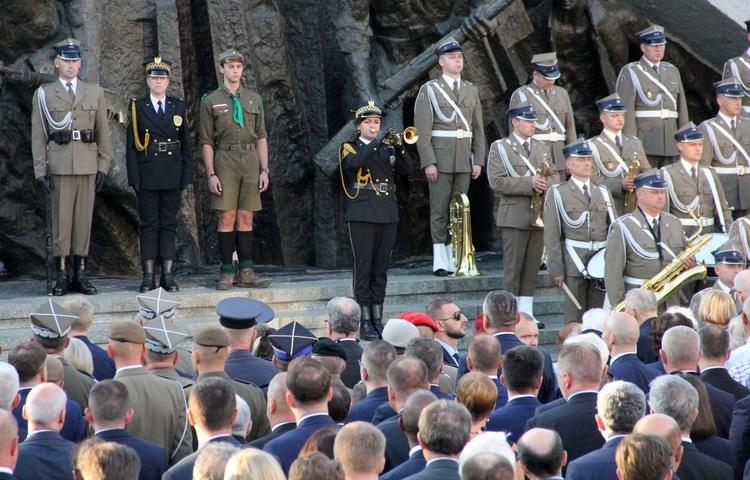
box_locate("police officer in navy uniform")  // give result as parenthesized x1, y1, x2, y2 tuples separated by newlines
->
(126, 57, 193, 293)
(340, 100, 413, 340)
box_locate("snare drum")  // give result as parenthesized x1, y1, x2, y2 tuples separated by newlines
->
(587, 248, 606, 280)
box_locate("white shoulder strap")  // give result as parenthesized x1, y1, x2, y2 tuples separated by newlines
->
(431, 83, 470, 131)
(708, 120, 750, 164)
(597, 185, 616, 223)
(635, 64, 678, 108)
(701, 167, 727, 233)
(497, 139, 533, 178)
(591, 137, 628, 177)
(524, 88, 566, 134)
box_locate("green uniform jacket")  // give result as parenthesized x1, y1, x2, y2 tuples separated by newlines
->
(699, 115, 750, 212)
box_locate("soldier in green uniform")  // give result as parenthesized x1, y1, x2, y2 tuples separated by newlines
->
(199, 49, 271, 290)
(142, 317, 195, 388)
(31, 39, 111, 296)
(723, 21, 750, 117)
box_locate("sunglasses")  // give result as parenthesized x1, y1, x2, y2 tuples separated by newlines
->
(440, 310, 463, 321)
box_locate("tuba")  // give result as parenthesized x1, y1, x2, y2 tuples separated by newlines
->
(623, 156, 640, 213)
(449, 191, 481, 277)
(383, 127, 419, 146)
(611, 208, 711, 312)
(530, 158, 550, 228)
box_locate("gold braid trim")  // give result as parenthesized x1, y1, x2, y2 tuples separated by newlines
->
(131, 100, 150, 152)
(339, 143, 377, 199)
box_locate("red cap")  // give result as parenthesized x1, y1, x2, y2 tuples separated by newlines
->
(398, 311, 439, 332)
(474, 313, 486, 334)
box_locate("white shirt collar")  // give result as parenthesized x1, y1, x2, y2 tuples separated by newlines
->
(426, 457, 459, 467)
(513, 132, 531, 146)
(59, 77, 78, 93)
(715, 280, 732, 294)
(198, 433, 233, 449)
(150, 94, 167, 113)
(359, 137, 372, 145)
(610, 352, 637, 364)
(643, 212, 660, 228)
(567, 390, 599, 400)
(115, 365, 143, 374)
(0, 467, 13, 475)
(700, 365, 727, 373)
(508, 394, 537, 402)
(718, 111, 737, 126)
(570, 176, 591, 195)
(435, 339, 458, 358)
(601, 128, 622, 145)
(681, 436, 693, 443)
(409, 445, 423, 456)
(642, 57, 660, 70)
(442, 74, 460, 90)
(680, 157, 699, 176)
(298, 412, 330, 423)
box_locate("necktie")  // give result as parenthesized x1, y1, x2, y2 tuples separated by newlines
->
(583, 184, 590, 200)
(652, 218, 658, 231)
(615, 135, 623, 154)
(228, 93, 244, 128)
(523, 141, 530, 155)
(66, 82, 75, 101)
(691, 166, 697, 184)
(452, 352, 461, 366)
(157, 100, 164, 118)
(452, 81, 459, 98)
(731, 118, 736, 134)
(544, 89, 550, 101)
(653, 64, 660, 77)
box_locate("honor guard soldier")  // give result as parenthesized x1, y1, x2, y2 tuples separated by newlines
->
(543, 140, 616, 323)
(31, 38, 112, 296)
(414, 39, 485, 276)
(200, 49, 272, 290)
(722, 20, 750, 116)
(616, 25, 688, 168)
(605, 171, 691, 307)
(340, 100, 413, 340)
(698, 77, 750, 218)
(689, 237, 744, 315)
(487, 101, 560, 318)
(589, 93, 650, 215)
(137, 287, 194, 377)
(509, 52, 576, 174)
(661, 122, 732, 237)
(127, 57, 194, 293)
(142, 317, 194, 388)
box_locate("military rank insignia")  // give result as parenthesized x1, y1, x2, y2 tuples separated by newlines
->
(174, 116, 182, 127)
(619, 75, 626, 84)
(609, 229, 615, 239)
(545, 200, 550, 211)
(490, 151, 495, 158)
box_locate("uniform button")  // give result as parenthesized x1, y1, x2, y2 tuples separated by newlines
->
(167, 139, 171, 141)
(168, 152, 172, 156)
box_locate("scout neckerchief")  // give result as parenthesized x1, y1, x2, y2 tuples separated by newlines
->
(219, 86, 244, 128)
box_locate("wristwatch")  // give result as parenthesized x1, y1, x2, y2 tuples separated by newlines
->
(260, 168, 270, 174)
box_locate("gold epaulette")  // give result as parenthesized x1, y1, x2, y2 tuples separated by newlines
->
(341, 143, 357, 157)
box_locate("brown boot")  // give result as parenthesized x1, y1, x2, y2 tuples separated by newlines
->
(237, 267, 272, 288)
(216, 272, 234, 290)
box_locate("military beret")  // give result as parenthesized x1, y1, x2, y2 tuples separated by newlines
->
(531, 52, 560, 80)
(109, 320, 146, 345)
(312, 337, 347, 361)
(436, 39, 462, 57)
(673, 122, 703, 143)
(218, 49, 244, 64)
(638, 25, 667, 45)
(216, 297, 274, 330)
(53, 38, 81, 60)
(634, 170, 667, 190)
(143, 317, 189, 354)
(398, 311, 439, 333)
(137, 287, 180, 320)
(563, 139, 593, 158)
(382, 319, 419, 348)
(192, 324, 231, 348)
(145, 56, 172, 77)
(269, 322, 317, 361)
(715, 77, 744, 97)
(29, 300, 77, 339)
(596, 93, 627, 113)
(508, 101, 538, 121)
(713, 236, 744, 265)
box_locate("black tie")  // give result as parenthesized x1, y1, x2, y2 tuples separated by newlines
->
(523, 141, 530, 155)
(452, 352, 460, 366)
(66, 82, 75, 101)
(583, 184, 590, 200)
(157, 100, 164, 118)
(452, 81, 459, 98)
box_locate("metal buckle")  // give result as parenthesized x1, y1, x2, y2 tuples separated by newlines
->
(72, 130, 81, 141)
(549, 132, 559, 142)
(456, 129, 465, 139)
(660, 109, 670, 119)
(739, 166, 746, 176)
(377, 183, 388, 193)
(158, 143, 167, 152)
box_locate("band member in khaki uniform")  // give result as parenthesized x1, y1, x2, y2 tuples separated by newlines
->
(589, 93, 650, 215)
(616, 25, 689, 168)
(604, 171, 690, 306)
(699, 78, 750, 218)
(689, 237, 744, 315)
(543, 139, 616, 323)
(31, 39, 111, 296)
(487, 102, 559, 318)
(723, 21, 750, 116)
(414, 39, 485, 276)
(730, 213, 750, 261)
(200, 49, 271, 290)
(661, 122, 733, 237)
(509, 52, 576, 174)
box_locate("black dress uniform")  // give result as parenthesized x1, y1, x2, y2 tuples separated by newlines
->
(126, 57, 193, 293)
(341, 101, 413, 340)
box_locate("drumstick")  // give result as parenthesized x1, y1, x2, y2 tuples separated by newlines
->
(561, 282, 583, 310)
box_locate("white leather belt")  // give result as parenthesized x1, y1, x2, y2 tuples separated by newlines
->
(624, 276, 645, 286)
(679, 217, 714, 227)
(431, 129, 473, 139)
(533, 132, 563, 142)
(714, 166, 748, 176)
(634, 109, 679, 119)
(565, 239, 607, 251)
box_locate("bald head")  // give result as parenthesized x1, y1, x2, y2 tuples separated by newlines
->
(633, 413, 682, 454)
(267, 372, 293, 422)
(735, 270, 750, 304)
(660, 326, 700, 371)
(518, 428, 566, 478)
(602, 313, 640, 354)
(45, 355, 64, 385)
(0, 409, 18, 454)
(468, 333, 503, 374)
(24, 383, 66, 432)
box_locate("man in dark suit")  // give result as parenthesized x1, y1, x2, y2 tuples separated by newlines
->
(0, 410, 19, 480)
(699, 325, 750, 401)
(326, 297, 365, 388)
(405, 338, 454, 400)
(649, 375, 735, 480)
(486, 345, 544, 443)
(566, 381, 647, 480)
(602, 313, 660, 395)
(623, 288, 660, 364)
(402, 400, 471, 480)
(377, 358, 431, 473)
(73, 440, 141, 480)
(15, 384, 76, 480)
(380, 390, 437, 480)
(86, 380, 167, 480)
(346, 341, 396, 423)
(62, 296, 116, 380)
(729, 391, 750, 479)
(481, 290, 557, 403)
(518, 428, 567, 480)
(246, 373, 296, 449)
(632, 414, 685, 480)
(263, 358, 338, 474)
(526, 341, 605, 470)
(426, 300, 467, 370)
(466, 334, 508, 409)
(334, 422, 387, 479)
(660, 326, 736, 438)
(163, 378, 242, 480)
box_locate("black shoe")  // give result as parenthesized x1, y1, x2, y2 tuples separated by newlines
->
(359, 306, 379, 341)
(140, 259, 156, 293)
(371, 304, 384, 338)
(433, 269, 449, 277)
(71, 255, 97, 295)
(52, 256, 69, 296)
(160, 259, 179, 292)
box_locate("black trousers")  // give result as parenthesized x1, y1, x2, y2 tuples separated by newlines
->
(348, 221, 397, 307)
(137, 188, 181, 261)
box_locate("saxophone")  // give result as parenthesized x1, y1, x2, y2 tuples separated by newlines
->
(623, 156, 640, 213)
(611, 208, 711, 312)
(530, 159, 550, 228)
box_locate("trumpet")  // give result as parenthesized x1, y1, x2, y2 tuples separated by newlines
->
(530, 158, 551, 228)
(382, 127, 418, 146)
(623, 156, 640, 213)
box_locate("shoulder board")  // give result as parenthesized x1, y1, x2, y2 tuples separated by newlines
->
(201, 89, 219, 101)
(341, 143, 357, 157)
(623, 134, 639, 140)
(530, 137, 546, 146)
(626, 62, 639, 68)
(661, 211, 681, 221)
(234, 378, 260, 388)
(427, 79, 438, 84)
(661, 61, 676, 68)
(464, 79, 474, 86)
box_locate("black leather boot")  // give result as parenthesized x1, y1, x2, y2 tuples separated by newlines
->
(371, 304, 384, 339)
(160, 259, 179, 292)
(71, 255, 97, 295)
(359, 305, 379, 341)
(140, 259, 156, 293)
(52, 256, 69, 296)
